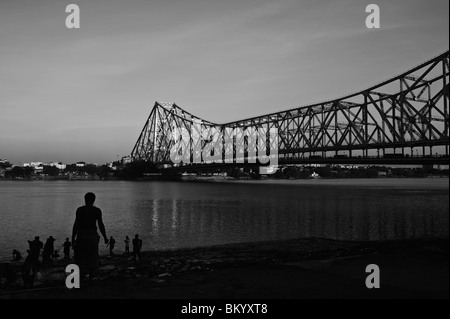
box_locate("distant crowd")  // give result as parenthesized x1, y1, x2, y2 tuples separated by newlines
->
(6, 234, 143, 289)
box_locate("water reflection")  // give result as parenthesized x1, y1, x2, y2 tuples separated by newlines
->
(125, 181, 448, 253)
(152, 199, 159, 236)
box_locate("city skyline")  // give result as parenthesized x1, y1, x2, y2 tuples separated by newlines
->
(0, 0, 449, 164)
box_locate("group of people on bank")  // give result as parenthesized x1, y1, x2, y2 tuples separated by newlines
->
(9, 192, 144, 288)
(103, 234, 143, 259)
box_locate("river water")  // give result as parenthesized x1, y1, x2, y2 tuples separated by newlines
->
(0, 178, 448, 261)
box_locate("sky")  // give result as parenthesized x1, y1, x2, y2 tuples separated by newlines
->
(0, 0, 448, 164)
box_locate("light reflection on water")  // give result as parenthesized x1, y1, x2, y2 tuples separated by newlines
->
(0, 178, 448, 261)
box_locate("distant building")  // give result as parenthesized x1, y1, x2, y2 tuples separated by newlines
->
(108, 162, 117, 170)
(76, 161, 86, 167)
(24, 162, 43, 169)
(310, 163, 326, 168)
(48, 162, 67, 170)
(34, 166, 43, 174)
(122, 156, 132, 164)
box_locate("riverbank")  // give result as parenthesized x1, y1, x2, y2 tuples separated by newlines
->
(0, 237, 448, 299)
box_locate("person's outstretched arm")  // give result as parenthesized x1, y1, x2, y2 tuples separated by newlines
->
(98, 211, 108, 245)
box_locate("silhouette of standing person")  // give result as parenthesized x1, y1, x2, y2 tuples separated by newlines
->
(124, 236, 130, 255)
(28, 236, 43, 271)
(72, 192, 108, 282)
(107, 236, 116, 256)
(132, 234, 142, 262)
(42, 236, 55, 264)
(63, 238, 72, 259)
(22, 250, 37, 289)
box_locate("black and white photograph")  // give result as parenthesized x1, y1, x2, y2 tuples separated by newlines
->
(0, 0, 448, 314)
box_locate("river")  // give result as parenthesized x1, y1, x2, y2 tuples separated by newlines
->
(0, 178, 448, 261)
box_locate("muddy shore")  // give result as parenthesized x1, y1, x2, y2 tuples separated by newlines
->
(0, 237, 448, 299)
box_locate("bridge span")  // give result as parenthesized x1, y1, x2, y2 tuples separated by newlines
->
(131, 51, 449, 171)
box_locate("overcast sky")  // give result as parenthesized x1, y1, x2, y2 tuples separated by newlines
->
(0, 0, 448, 164)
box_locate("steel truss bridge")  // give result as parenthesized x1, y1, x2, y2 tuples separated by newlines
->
(131, 51, 449, 170)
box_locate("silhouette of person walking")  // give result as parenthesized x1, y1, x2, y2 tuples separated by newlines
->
(124, 236, 130, 255)
(107, 236, 116, 256)
(12, 249, 22, 261)
(132, 234, 142, 262)
(72, 192, 109, 281)
(42, 236, 56, 264)
(63, 238, 72, 259)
